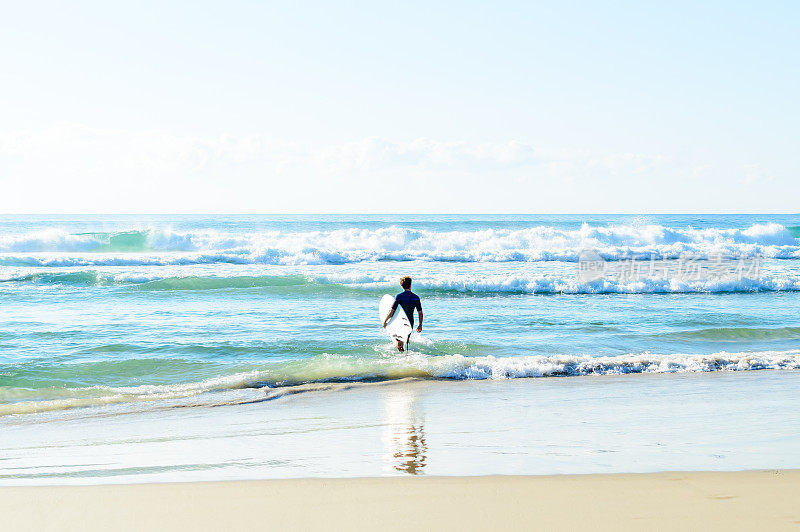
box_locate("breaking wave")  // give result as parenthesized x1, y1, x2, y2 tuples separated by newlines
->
(2, 349, 798, 416)
(3, 271, 800, 294)
(0, 223, 798, 265)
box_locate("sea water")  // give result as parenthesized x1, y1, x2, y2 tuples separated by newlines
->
(1, 214, 799, 483)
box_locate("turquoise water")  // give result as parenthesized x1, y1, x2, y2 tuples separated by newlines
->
(1, 214, 800, 418)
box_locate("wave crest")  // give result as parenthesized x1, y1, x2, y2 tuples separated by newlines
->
(4, 271, 800, 294)
(2, 349, 799, 417)
(0, 223, 798, 265)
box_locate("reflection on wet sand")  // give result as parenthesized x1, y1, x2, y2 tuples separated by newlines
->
(381, 386, 427, 475)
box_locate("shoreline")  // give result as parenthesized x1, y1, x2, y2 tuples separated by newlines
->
(4, 372, 800, 484)
(3, 470, 798, 531)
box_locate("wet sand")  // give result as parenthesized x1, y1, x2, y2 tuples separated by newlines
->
(4, 372, 800, 484)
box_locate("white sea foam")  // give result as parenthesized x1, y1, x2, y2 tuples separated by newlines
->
(416, 350, 800, 379)
(0, 223, 798, 265)
(410, 274, 800, 294)
(314, 271, 800, 294)
(3, 269, 800, 293)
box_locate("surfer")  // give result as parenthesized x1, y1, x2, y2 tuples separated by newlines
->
(382, 276, 423, 351)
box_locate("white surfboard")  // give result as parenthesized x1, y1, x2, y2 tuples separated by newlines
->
(379, 294, 413, 346)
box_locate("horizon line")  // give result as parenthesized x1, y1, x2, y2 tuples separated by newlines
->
(1, 212, 799, 216)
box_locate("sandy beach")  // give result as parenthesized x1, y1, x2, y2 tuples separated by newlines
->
(2, 470, 798, 531)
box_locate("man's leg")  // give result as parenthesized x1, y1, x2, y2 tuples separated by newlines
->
(395, 339, 404, 352)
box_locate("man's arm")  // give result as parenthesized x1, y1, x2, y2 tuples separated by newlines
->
(416, 310, 423, 333)
(383, 307, 395, 328)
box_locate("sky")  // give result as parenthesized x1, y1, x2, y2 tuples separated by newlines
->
(0, 1, 797, 213)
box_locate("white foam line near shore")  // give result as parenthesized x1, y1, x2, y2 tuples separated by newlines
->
(2, 349, 800, 418)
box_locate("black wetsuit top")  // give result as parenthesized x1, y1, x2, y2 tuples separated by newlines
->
(392, 290, 422, 327)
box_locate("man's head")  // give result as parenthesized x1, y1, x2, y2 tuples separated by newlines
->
(400, 276, 412, 290)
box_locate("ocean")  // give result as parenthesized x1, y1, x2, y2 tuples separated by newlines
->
(2, 214, 800, 483)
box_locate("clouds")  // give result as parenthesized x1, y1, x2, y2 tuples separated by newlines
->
(0, 123, 655, 177)
(0, 124, 787, 213)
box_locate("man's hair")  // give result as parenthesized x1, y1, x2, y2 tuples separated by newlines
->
(400, 276, 412, 289)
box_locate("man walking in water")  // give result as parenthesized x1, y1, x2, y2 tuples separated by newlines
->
(382, 276, 423, 352)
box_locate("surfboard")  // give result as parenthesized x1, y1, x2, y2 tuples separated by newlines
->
(379, 294, 413, 346)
